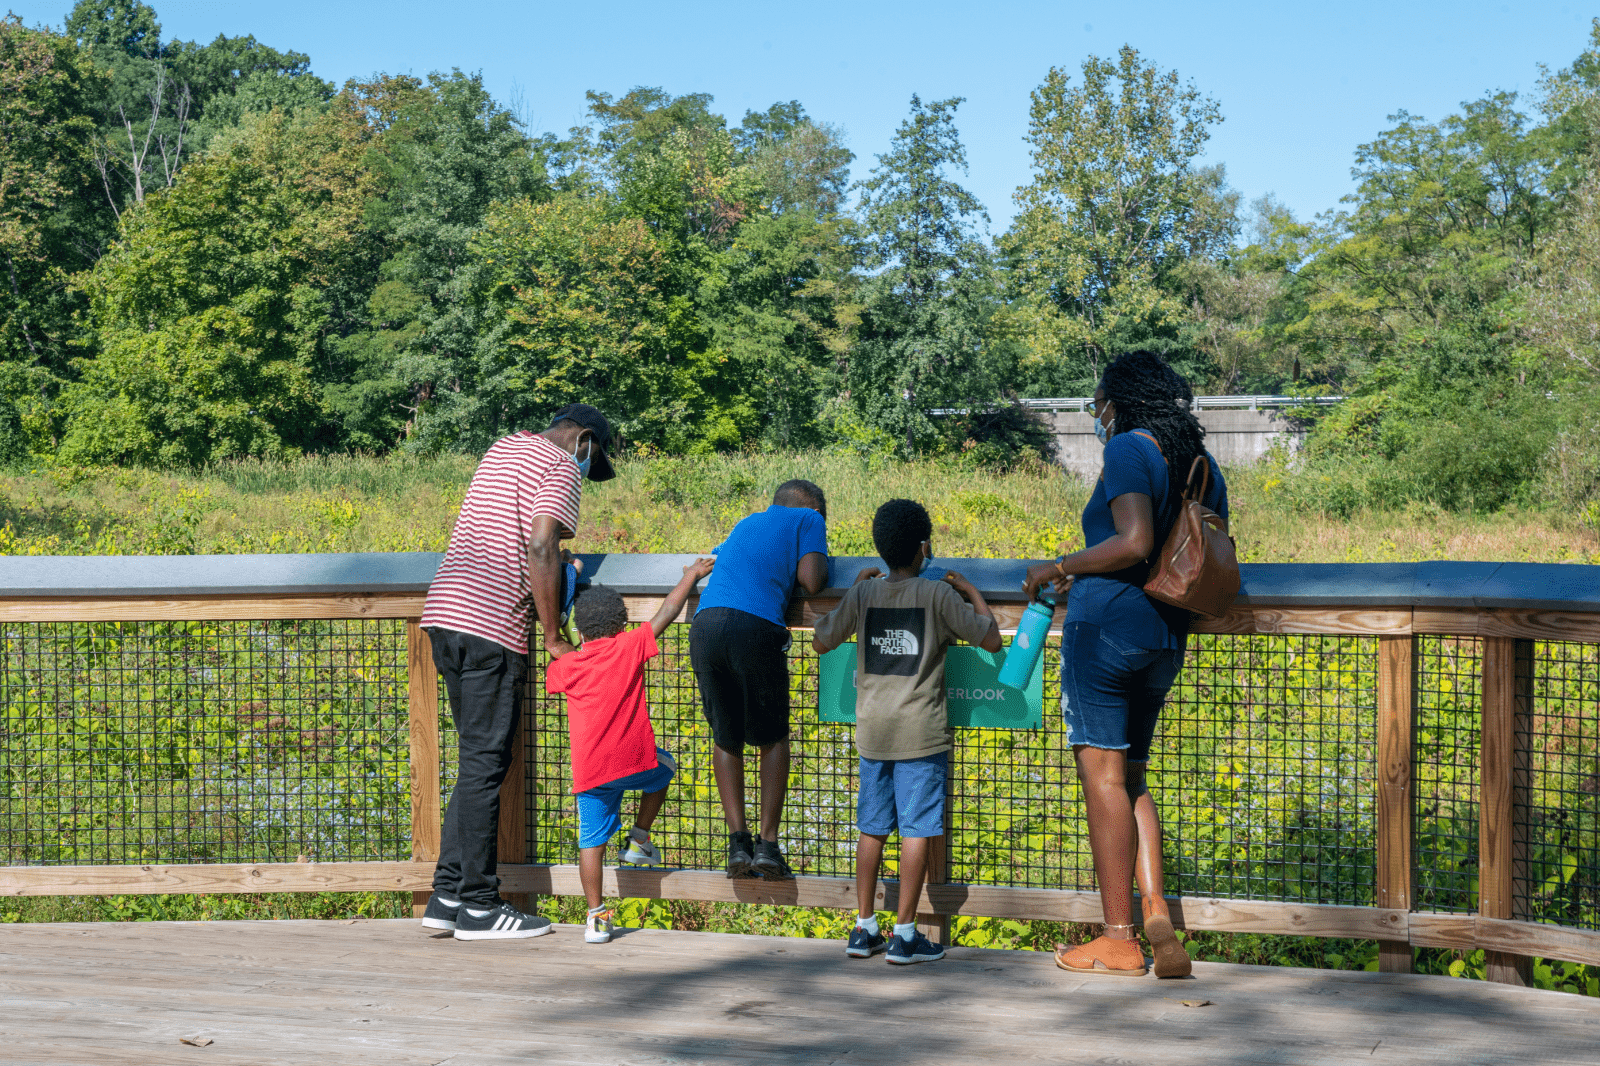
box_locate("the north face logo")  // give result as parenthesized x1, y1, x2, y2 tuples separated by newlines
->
(870, 628, 920, 656)
(863, 606, 924, 676)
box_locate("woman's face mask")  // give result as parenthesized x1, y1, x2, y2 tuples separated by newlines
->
(1092, 395, 1114, 446)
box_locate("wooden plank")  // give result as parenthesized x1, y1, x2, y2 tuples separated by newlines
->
(1415, 607, 1600, 643)
(1375, 634, 1415, 973)
(1408, 912, 1600, 968)
(0, 862, 434, 897)
(1191, 606, 1413, 636)
(0, 592, 426, 623)
(406, 620, 441, 918)
(1479, 636, 1533, 986)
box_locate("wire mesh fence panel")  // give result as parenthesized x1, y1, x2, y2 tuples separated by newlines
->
(522, 626, 1382, 906)
(1157, 633, 1378, 905)
(0, 618, 410, 867)
(1523, 641, 1600, 932)
(1413, 635, 1483, 914)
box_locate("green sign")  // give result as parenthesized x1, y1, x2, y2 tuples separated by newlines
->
(817, 643, 1043, 729)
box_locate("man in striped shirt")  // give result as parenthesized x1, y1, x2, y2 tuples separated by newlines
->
(418, 404, 616, 940)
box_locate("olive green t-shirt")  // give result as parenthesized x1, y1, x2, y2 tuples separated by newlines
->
(812, 575, 995, 761)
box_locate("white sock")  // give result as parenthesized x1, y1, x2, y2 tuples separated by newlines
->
(894, 922, 917, 942)
(855, 914, 879, 936)
(435, 894, 461, 907)
(465, 907, 491, 919)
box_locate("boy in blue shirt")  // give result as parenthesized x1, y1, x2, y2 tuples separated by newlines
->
(689, 479, 829, 879)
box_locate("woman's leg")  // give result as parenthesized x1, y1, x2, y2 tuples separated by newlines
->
(1075, 744, 1139, 932)
(1125, 761, 1169, 922)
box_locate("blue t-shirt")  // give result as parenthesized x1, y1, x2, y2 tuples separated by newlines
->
(1066, 432, 1229, 651)
(694, 505, 829, 628)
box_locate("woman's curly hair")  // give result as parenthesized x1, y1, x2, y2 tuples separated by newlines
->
(1100, 350, 1206, 514)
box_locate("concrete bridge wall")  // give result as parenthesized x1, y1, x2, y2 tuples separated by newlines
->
(1043, 406, 1305, 480)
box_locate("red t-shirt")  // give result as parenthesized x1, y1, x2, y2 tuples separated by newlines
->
(544, 624, 660, 793)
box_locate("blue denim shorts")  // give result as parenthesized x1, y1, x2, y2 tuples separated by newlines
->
(1059, 622, 1182, 762)
(857, 752, 948, 838)
(576, 748, 677, 849)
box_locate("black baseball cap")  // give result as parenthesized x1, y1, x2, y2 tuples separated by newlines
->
(547, 403, 616, 481)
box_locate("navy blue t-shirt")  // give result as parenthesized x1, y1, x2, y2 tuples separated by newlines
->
(694, 505, 829, 628)
(1066, 431, 1229, 651)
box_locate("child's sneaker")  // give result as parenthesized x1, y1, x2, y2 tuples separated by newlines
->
(621, 827, 664, 866)
(726, 830, 756, 878)
(846, 925, 887, 958)
(451, 899, 553, 941)
(886, 931, 946, 965)
(751, 838, 794, 880)
(420, 890, 462, 930)
(586, 905, 615, 944)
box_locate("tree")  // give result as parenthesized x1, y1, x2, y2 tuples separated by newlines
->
(1002, 46, 1233, 384)
(0, 15, 107, 447)
(850, 95, 993, 455)
(60, 105, 375, 465)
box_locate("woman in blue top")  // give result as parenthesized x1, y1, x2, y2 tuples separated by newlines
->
(1023, 351, 1228, 980)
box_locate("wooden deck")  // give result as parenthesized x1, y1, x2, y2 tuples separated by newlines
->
(3, 920, 1598, 1065)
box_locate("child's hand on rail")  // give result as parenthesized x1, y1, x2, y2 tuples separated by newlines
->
(683, 557, 715, 583)
(852, 567, 882, 585)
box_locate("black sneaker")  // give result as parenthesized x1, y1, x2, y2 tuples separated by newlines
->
(846, 925, 888, 958)
(726, 830, 756, 879)
(751, 838, 794, 881)
(886, 931, 946, 965)
(451, 899, 554, 941)
(420, 891, 462, 931)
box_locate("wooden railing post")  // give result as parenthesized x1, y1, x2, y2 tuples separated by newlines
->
(915, 770, 953, 944)
(1376, 634, 1415, 973)
(1480, 636, 1534, 986)
(497, 676, 530, 912)
(407, 619, 441, 918)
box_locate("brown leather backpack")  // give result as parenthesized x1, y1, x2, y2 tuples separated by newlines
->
(1131, 432, 1240, 619)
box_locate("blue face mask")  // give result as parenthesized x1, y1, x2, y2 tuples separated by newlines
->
(572, 437, 592, 480)
(1095, 416, 1114, 446)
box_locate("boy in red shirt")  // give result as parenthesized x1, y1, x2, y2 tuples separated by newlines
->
(545, 557, 714, 943)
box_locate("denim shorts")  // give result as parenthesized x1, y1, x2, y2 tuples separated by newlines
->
(576, 748, 677, 849)
(1059, 622, 1182, 763)
(857, 752, 948, 838)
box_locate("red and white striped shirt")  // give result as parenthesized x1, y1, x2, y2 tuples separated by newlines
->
(422, 432, 583, 654)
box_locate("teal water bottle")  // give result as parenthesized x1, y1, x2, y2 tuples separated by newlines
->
(998, 590, 1056, 690)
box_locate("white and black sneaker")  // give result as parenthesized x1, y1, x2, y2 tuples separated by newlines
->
(421, 891, 463, 931)
(451, 899, 554, 941)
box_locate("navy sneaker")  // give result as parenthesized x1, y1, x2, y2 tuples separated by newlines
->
(420, 891, 462, 931)
(886, 931, 946, 965)
(846, 925, 888, 958)
(452, 899, 554, 941)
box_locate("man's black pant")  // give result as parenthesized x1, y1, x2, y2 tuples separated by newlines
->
(427, 627, 527, 906)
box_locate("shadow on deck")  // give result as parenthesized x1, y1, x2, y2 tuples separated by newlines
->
(2, 919, 1597, 1065)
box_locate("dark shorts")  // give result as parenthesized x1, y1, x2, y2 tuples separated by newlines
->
(689, 606, 792, 753)
(1059, 621, 1183, 763)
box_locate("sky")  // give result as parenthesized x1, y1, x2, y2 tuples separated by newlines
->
(15, 1, 1599, 236)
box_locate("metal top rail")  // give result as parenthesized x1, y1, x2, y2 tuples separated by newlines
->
(1022, 396, 1345, 413)
(0, 554, 1596, 613)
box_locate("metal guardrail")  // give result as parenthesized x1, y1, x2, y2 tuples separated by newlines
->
(1022, 396, 1345, 413)
(1, 553, 1598, 989)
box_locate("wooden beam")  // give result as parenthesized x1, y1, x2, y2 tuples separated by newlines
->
(1192, 606, 1413, 636)
(1375, 634, 1416, 973)
(407, 620, 441, 918)
(1408, 913, 1600, 968)
(0, 862, 434, 897)
(0, 592, 427, 623)
(1415, 607, 1600, 643)
(916, 772, 953, 943)
(496, 677, 530, 912)
(1479, 636, 1534, 986)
